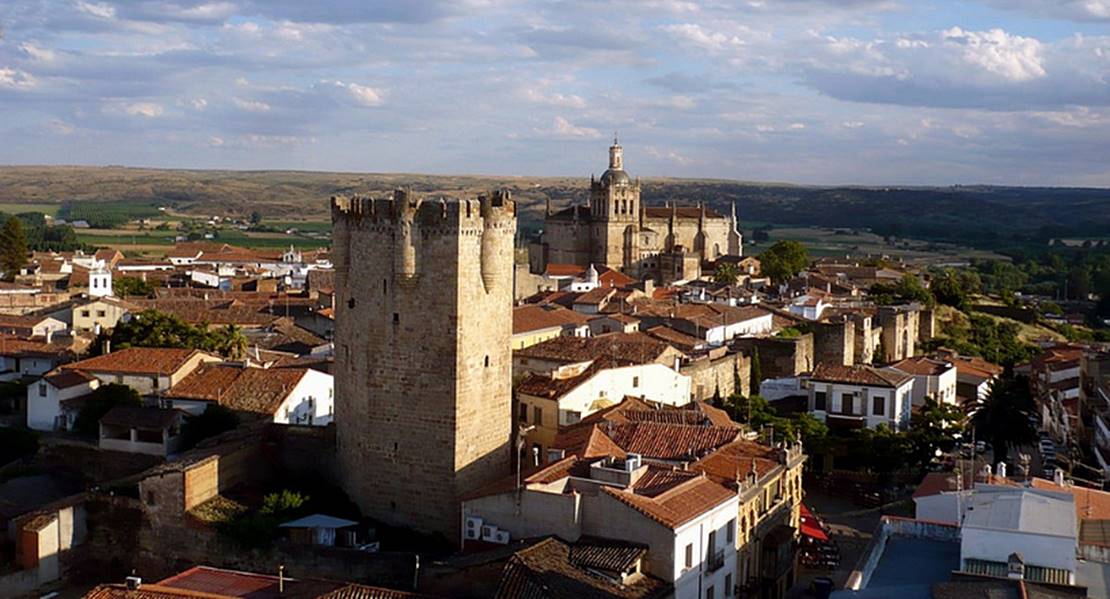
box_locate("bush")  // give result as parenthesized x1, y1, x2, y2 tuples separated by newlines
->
(73, 384, 142, 437)
(0, 428, 39, 465)
(181, 404, 240, 450)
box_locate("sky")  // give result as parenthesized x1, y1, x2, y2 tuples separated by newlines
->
(1, 1, 1109, 186)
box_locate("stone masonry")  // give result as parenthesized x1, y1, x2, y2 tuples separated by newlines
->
(331, 189, 516, 542)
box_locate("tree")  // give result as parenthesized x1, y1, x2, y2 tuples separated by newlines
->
(113, 276, 157, 297)
(112, 309, 216, 352)
(850, 424, 913, 481)
(217, 324, 249, 360)
(73, 383, 142, 437)
(249, 211, 263, 227)
(871, 274, 935, 307)
(932, 269, 970, 309)
(792, 413, 829, 455)
(182, 404, 240, 449)
(907, 397, 965, 468)
(714, 262, 739, 285)
(0, 216, 29, 281)
(758, 240, 809, 283)
(968, 375, 1038, 466)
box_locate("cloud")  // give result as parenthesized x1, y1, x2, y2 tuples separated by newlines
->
(940, 27, 1045, 82)
(519, 85, 587, 109)
(542, 117, 603, 139)
(122, 102, 164, 117)
(232, 97, 271, 112)
(75, 0, 117, 19)
(980, 0, 1110, 22)
(0, 68, 37, 89)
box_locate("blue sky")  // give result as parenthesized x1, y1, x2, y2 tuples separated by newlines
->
(1, 0, 1109, 186)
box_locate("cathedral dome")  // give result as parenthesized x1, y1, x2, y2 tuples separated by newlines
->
(599, 168, 631, 186)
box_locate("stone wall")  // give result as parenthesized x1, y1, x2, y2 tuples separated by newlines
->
(681, 349, 750, 400)
(734, 335, 814, 381)
(813, 320, 855, 367)
(332, 191, 515, 542)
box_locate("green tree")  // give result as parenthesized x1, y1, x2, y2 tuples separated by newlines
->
(217, 324, 249, 360)
(758, 240, 809, 283)
(968, 375, 1037, 465)
(792, 413, 829, 455)
(73, 383, 142, 437)
(182, 404, 240, 449)
(714, 262, 739, 285)
(113, 276, 157, 297)
(907, 397, 965, 468)
(0, 216, 29, 282)
(872, 274, 935, 307)
(249, 211, 263, 227)
(932, 269, 970, 309)
(851, 424, 913, 481)
(112, 309, 216, 352)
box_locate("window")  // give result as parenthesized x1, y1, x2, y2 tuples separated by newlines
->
(518, 403, 528, 423)
(96, 310, 106, 318)
(632, 376, 640, 388)
(565, 410, 581, 424)
(725, 574, 733, 597)
(392, 313, 399, 324)
(484, 355, 490, 368)
(80, 310, 90, 318)
(727, 518, 735, 543)
(814, 390, 827, 411)
(38, 383, 46, 397)
(685, 543, 693, 568)
(706, 586, 715, 599)
(841, 393, 854, 415)
(533, 406, 543, 425)
(872, 395, 885, 416)
(152, 377, 159, 389)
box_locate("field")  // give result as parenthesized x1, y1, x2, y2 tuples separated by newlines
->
(1, 165, 1108, 256)
(750, 227, 1009, 266)
(0, 202, 61, 217)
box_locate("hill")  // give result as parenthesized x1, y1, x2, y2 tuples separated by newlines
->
(1, 166, 1108, 250)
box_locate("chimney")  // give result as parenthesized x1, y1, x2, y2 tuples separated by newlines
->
(102, 339, 111, 355)
(278, 565, 285, 594)
(46, 329, 53, 344)
(125, 575, 142, 591)
(996, 462, 1007, 479)
(1054, 468, 1065, 487)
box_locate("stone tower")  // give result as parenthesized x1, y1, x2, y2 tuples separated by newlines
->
(331, 189, 516, 542)
(590, 136, 640, 270)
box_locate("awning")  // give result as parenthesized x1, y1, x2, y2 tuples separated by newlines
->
(799, 504, 829, 542)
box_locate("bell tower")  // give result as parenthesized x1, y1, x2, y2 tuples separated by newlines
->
(590, 136, 640, 270)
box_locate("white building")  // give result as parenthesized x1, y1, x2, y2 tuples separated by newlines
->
(960, 485, 1077, 585)
(88, 269, 112, 298)
(806, 364, 914, 430)
(26, 370, 100, 432)
(462, 454, 739, 599)
(165, 362, 334, 426)
(788, 294, 828, 321)
(888, 356, 959, 407)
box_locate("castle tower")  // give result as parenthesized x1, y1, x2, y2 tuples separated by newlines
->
(331, 189, 516, 542)
(590, 136, 640, 270)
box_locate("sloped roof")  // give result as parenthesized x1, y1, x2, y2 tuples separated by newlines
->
(602, 422, 741, 460)
(495, 536, 669, 599)
(690, 439, 783, 482)
(512, 304, 590, 336)
(891, 356, 953, 377)
(515, 332, 672, 365)
(65, 347, 206, 376)
(809, 363, 912, 388)
(44, 369, 97, 390)
(166, 363, 311, 415)
(602, 475, 735, 529)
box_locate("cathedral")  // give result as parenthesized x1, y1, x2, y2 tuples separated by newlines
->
(529, 138, 742, 283)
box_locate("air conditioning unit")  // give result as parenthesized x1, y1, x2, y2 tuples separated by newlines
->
(492, 530, 510, 545)
(464, 517, 483, 540)
(125, 577, 142, 591)
(481, 525, 499, 542)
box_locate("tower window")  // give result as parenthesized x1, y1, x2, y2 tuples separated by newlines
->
(348, 298, 356, 309)
(383, 279, 387, 295)
(484, 355, 490, 368)
(393, 313, 399, 324)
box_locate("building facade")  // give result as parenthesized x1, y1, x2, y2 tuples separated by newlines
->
(332, 189, 516, 541)
(531, 139, 742, 282)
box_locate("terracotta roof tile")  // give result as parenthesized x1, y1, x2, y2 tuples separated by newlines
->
(495, 537, 669, 599)
(690, 440, 782, 483)
(515, 332, 672, 365)
(512, 304, 589, 335)
(810, 363, 912, 388)
(602, 422, 741, 460)
(44, 369, 97, 390)
(602, 475, 735, 529)
(891, 356, 954, 377)
(65, 347, 207, 376)
(166, 364, 311, 415)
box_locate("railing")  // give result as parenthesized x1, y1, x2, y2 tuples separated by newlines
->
(706, 548, 726, 573)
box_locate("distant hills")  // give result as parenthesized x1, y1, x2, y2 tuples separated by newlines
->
(1, 166, 1108, 251)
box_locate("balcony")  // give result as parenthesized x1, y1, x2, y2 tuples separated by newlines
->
(706, 548, 726, 574)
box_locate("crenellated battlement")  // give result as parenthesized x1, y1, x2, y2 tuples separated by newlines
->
(331, 188, 516, 233)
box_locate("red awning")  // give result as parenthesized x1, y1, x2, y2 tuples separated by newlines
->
(799, 504, 829, 542)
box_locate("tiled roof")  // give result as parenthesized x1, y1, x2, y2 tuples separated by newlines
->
(642, 206, 725, 219)
(912, 471, 963, 499)
(65, 347, 206, 375)
(597, 267, 637, 289)
(515, 332, 671, 365)
(602, 422, 741, 460)
(153, 565, 356, 599)
(1028, 478, 1110, 522)
(550, 425, 627, 460)
(166, 363, 311, 415)
(132, 299, 282, 327)
(100, 405, 182, 430)
(890, 356, 953, 377)
(809, 363, 912, 388)
(573, 287, 615, 306)
(512, 304, 589, 335)
(83, 584, 233, 599)
(690, 440, 783, 483)
(0, 335, 72, 358)
(45, 368, 97, 390)
(643, 325, 703, 351)
(515, 358, 612, 399)
(317, 584, 435, 599)
(602, 475, 735, 529)
(543, 263, 585, 277)
(495, 537, 669, 599)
